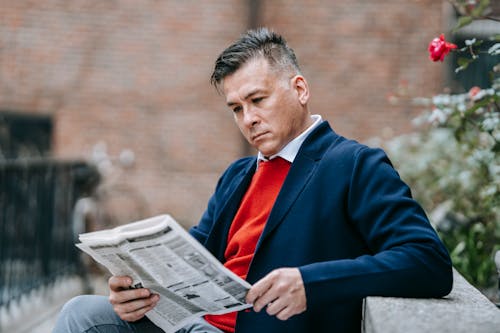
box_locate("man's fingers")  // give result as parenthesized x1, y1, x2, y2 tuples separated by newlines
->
(109, 287, 151, 305)
(115, 294, 159, 314)
(265, 298, 286, 316)
(109, 275, 133, 291)
(107, 275, 160, 322)
(247, 268, 307, 319)
(246, 275, 271, 304)
(246, 271, 277, 312)
(275, 306, 295, 321)
(109, 286, 151, 305)
(114, 294, 160, 322)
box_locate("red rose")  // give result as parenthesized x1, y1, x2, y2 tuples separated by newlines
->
(428, 34, 457, 62)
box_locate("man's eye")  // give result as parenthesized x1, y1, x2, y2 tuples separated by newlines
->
(232, 106, 242, 113)
(252, 97, 264, 104)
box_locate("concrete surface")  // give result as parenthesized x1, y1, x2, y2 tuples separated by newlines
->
(363, 269, 500, 333)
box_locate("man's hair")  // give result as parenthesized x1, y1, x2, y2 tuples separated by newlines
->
(210, 27, 301, 91)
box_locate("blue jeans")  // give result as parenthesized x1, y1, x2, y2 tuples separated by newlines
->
(52, 295, 224, 333)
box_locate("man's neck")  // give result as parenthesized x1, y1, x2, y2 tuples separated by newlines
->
(257, 114, 323, 163)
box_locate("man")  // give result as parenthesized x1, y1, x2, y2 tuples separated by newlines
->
(53, 28, 452, 333)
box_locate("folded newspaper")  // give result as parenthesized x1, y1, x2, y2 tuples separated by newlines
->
(76, 214, 252, 333)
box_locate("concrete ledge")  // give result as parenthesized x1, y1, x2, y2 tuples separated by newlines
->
(362, 269, 500, 333)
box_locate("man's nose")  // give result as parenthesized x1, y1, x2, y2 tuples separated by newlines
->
(243, 106, 259, 127)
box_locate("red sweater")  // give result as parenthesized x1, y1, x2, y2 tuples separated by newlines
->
(205, 157, 291, 332)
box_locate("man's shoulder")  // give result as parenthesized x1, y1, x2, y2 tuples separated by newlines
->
(315, 131, 391, 173)
(218, 156, 255, 179)
(304, 121, 370, 158)
(321, 132, 371, 159)
(227, 156, 255, 170)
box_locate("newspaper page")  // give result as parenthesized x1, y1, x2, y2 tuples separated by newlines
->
(76, 214, 252, 333)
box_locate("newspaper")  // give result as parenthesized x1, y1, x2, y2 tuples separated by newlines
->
(76, 214, 252, 333)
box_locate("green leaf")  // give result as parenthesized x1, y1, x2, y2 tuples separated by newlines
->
(489, 34, 500, 42)
(457, 57, 472, 67)
(454, 16, 474, 32)
(464, 96, 495, 116)
(472, 0, 489, 17)
(480, 0, 491, 7)
(473, 0, 491, 17)
(455, 57, 473, 73)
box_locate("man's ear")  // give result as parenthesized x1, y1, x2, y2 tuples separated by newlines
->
(291, 75, 310, 105)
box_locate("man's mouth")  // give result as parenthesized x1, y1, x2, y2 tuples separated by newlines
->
(252, 132, 268, 141)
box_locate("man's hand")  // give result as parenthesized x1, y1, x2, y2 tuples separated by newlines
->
(246, 268, 307, 321)
(108, 276, 159, 322)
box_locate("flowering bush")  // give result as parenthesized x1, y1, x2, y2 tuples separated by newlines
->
(383, 115, 499, 290)
(381, 0, 499, 293)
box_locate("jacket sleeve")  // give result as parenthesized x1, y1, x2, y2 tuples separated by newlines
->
(299, 146, 453, 308)
(188, 171, 225, 244)
(188, 156, 254, 246)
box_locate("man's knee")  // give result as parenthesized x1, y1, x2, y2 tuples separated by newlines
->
(63, 295, 112, 319)
(54, 295, 116, 333)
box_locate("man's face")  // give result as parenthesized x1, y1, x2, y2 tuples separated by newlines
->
(223, 57, 311, 157)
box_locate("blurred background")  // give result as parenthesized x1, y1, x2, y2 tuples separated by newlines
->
(0, 0, 498, 332)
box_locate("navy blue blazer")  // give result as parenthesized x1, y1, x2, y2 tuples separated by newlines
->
(189, 121, 453, 333)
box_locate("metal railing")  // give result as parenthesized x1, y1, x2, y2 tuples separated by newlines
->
(0, 158, 99, 308)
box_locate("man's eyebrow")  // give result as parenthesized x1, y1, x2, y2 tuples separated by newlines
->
(226, 100, 237, 107)
(226, 89, 263, 107)
(244, 89, 262, 100)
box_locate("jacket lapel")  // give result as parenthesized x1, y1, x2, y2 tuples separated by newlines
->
(255, 122, 337, 252)
(204, 159, 256, 261)
(205, 122, 339, 261)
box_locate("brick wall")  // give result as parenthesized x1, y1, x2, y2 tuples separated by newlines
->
(0, 1, 448, 227)
(259, 0, 446, 138)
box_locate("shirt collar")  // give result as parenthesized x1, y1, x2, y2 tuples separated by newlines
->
(257, 114, 323, 164)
